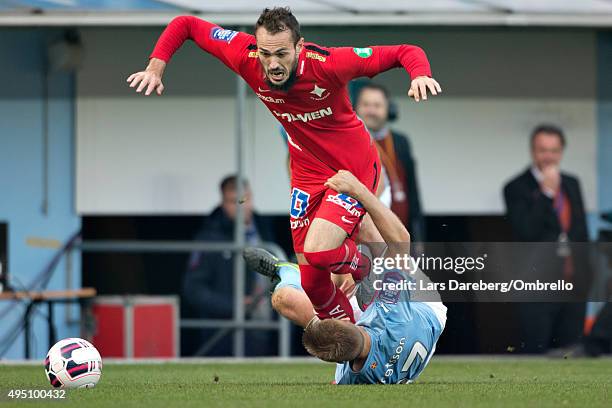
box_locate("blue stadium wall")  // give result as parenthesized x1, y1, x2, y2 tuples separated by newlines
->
(0, 29, 81, 360)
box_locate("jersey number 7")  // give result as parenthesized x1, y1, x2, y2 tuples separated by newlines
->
(401, 341, 428, 374)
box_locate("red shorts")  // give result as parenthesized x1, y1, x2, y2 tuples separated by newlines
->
(289, 151, 380, 253)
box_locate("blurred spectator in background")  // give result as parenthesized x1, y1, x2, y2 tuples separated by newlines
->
(355, 82, 425, 242)
(503, 124, 589, 353)
(182, 175, 276, 356)
(582, 302, 612, 356)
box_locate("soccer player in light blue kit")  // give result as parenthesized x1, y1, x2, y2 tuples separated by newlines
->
(244, 169, 446, 385)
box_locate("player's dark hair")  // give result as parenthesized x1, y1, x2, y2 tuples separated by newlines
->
(530, 124, 566, 149)
(220, 175, 249, 195)
(255, 7, 301, 45)
(302, 319, 363, 363)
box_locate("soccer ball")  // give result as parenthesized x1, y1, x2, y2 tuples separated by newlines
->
(44, 338, 102, 389)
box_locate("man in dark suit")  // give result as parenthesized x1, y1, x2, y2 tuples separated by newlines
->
(503, 124, 589, 353)
(355, 82, 425, 242)
(182, 175, 276, 356)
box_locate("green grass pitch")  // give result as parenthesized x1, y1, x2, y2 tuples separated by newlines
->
(0, 358, 610, 408)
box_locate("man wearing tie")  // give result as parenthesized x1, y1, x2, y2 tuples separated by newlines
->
(503, 124, 589, 353)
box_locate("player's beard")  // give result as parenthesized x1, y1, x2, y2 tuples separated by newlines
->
(265, 59, 299, 92)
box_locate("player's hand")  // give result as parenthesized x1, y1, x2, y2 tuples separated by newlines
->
(126, 58, 166, 96)
(325, 170, 366, 199)
(408, 76, 442, 102)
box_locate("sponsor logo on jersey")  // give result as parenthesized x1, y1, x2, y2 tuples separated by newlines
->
(290, 188, 310, 229)
(377, 271, 405, 304)
(290, 188, 310, 219)
(248, 51, 258, 58)
(381, 337, 406, 382)
(326, 193, 363, 217)
(273, 107, 333, 123)
(290, 217, 310, 229)
(341, 215, 354, 224)
(256, 93, 285, 104)
(353, 47, 373, 58)
(306, 51, 327, 62)
(310, 84, 330, 101)
(211, 28, 238, 43)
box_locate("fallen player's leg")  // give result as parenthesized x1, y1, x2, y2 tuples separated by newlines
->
(270, 262, 315, 328)
(244, 247, 364, 327)
(244, 247, 316, 327)
(272, 270, 364, 328)
(272, 286, 315, 328)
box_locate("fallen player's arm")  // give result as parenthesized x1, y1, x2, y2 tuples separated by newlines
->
(325, 170, 410, 247)
(127, 16, 250, 95)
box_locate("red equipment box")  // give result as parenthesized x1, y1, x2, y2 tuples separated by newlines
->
(91, 296, 179, 358)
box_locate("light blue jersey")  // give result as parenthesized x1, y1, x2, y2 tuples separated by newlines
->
(335, 271, 445, 385)
(274, 264, 445, 385)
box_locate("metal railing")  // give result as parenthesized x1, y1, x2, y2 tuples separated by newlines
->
(75, 239, 292, 358)
(12, 73, 288, 358)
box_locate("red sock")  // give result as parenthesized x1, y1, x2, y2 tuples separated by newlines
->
(299, 264, 355, 322)
(303, 239, 370, 282)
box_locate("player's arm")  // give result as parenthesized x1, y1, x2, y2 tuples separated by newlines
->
(126, 16, 251, 95)
(330, 45, 441, 102)
(325, 170, 410, 248)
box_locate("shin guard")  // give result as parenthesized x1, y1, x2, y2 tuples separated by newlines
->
(303, 239, 371, 282)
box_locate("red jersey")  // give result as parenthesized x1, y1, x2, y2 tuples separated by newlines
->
(150, 16, 431, 186)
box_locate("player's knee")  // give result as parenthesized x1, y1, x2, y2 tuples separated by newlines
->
(303, 235, 328, 255)
(271, 288, 290, 314)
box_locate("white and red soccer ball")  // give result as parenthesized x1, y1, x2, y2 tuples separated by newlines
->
(44, 338, 102, 389)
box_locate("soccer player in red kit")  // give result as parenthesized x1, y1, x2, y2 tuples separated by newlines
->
(127, 7, 441, 323)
